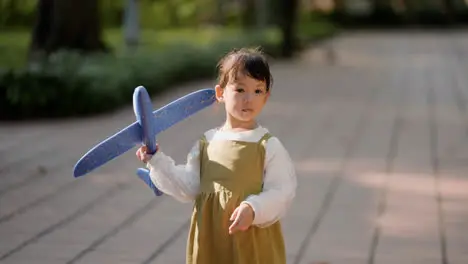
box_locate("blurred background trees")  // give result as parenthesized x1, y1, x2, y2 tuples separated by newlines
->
(29, 0, 108, 59)
(2, 0, 467, 66)
(0, 0, 467, 120)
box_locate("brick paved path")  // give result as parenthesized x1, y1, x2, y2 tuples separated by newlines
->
(1, 30, 468, 264)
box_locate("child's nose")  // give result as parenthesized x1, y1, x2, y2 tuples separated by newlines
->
(243, 93, 254, 101)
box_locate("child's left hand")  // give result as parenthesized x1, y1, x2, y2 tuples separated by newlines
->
(229, 203, 255, 235)
(136, 145, 156, 163)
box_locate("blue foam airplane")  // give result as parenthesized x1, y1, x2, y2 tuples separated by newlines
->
(73, 86, 216, 196)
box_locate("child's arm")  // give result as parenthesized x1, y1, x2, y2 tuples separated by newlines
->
(241, 137, 297, 227)
(145, 141, 200, 203)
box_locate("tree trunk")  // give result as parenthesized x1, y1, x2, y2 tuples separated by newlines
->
(332, 0, 346, 22)
(29, 0, 108, 57)
(401, 0, 416, 23)
(334, 0, 345, 13)
(373, 0, 392, 11)
(124, 0, 140, 50)
(167, 0, 181, 27)
(280, 0, 299, 58)
(441, 0, 455, 23)
(267, 0, 281, 26)
(29, 0, 54, 58)
(242, 0, 256, 29)
(215, 0, 225, 25)
(255, 0, 267, 29)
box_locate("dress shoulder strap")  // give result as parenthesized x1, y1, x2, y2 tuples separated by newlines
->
(199, 134, 207, 150)
(257, 132, 272, 147)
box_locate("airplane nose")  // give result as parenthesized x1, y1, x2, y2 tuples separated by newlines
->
(133, 86, 158, 155)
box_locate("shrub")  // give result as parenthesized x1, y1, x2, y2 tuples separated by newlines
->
(0, 32, 284, 120)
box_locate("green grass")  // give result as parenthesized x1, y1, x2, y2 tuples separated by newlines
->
(0, 30, 32, 69)
(0, 27, 279, 69)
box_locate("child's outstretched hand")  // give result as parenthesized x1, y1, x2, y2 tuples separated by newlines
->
(136, 145, 157, 163)
(228, 203, 255, 235)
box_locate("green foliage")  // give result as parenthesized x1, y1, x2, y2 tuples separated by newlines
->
(297, 13, 338, 43)
(0, 0, 251, 29)
(0, 30, 32, 69)
(0, 0, 337, 120)
(0, 31, 285, 120)
(0, 0, 36, 28)
(0, 28, 228, 70)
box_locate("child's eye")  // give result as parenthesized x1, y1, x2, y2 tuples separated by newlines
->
(255, 89, 264, 94)
(235, 88, 245, 93)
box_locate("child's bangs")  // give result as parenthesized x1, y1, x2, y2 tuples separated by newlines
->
(230, 56, 271, 90)
(218, 48, 273, 90)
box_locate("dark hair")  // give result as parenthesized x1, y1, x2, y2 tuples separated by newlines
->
(216, 47, 273, 91)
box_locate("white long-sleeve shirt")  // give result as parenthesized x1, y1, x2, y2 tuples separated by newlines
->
(146, 126, 297, 227)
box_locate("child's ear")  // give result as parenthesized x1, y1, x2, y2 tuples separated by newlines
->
(215, 84, 224, 102)
(264, 90, 270, 103)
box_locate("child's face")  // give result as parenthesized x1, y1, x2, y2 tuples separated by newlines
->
(216, 73, 269, 124)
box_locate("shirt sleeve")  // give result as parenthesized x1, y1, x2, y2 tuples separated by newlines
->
(145, 141, 200, 203)
(242, 137, 297, 227)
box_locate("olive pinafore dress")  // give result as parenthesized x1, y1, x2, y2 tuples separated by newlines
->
(186, 132, 286, 264)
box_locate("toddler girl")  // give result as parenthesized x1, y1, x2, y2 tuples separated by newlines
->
(136, 47, 297, 264)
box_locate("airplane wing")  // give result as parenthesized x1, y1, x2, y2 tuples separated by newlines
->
(73, 121, 143, 177)
(73, 88, 215, 178)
